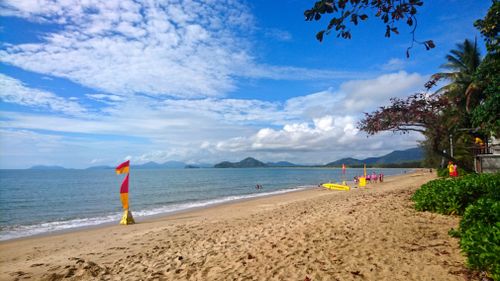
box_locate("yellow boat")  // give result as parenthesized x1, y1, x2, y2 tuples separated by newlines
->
(321, 182, 350, 191)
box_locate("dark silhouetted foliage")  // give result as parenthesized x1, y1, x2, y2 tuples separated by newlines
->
(304, 0, 434, 55)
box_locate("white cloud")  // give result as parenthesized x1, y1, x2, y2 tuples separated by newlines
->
(0, 95, 261, 144)
(90, 158, 105, 164)
(0, 0, 254, 98)
(381, 58, 407, 71)
(86, 93, 125, 103)
(158, 98, 284, 125)
(0, 0, 369, 99)
(283, 90, 343, 120)
(0, 129, 62, 168)
(0, 129, 95, 168)
(211, 114, 422, 164)
(340, 71, 427, 113)
(214, 115, 357, 153)
(281, 71, 427, 120)
(263, 28, 292, 41)
(206, 72, 427, 162)
(0, 71, 426, 167)
(0, 73, 86, 115)
(239, 64, 368, 81)
(0, 127, 155, 168)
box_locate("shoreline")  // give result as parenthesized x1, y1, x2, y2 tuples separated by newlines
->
(0, 168, 412, 242)
(1, 170, 472, 281)
(0, 185, 316, 243)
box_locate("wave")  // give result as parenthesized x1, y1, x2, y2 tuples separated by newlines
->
(0, 186, 310, 241)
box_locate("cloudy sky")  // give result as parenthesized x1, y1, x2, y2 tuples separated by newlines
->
(0, 0, 490, 168)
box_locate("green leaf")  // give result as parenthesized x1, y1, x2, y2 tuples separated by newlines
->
(316, 30, 326, 42)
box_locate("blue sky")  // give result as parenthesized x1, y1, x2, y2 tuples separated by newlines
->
(0, 0, 491, 168)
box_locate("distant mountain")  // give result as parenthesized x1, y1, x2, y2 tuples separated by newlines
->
(133, 161, 186, 169)
(326, 147, 424, 167)
(86, 161, 193, 170)
(29, 165, 66, 170)
(161, 161, 187, 168)
(86, 165, 113, 170)
(196, 163, 213, 168)
(134, 161, 163, 169)
(27, 148, 422, 171)
(214, 157, 267, 168)
(374, 147, 424, 164)
(327, 157, 362, 166)
(266, 161, 299, 167)
(185, 163, 212, 168)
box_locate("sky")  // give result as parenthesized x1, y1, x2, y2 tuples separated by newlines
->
(0, 0, 492, 168)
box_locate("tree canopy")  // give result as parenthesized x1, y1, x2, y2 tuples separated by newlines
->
(357, 92, 467, 167)
(431, 39, 482, 113)
(358, 1, 499, 171)
(471, 1, 500, 136)
(358, 93, 450, 136)
(474, 0, 500, 53)
(304, 0, 435, 56)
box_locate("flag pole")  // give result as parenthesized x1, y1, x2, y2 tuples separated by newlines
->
(341, 163, 346, 185)
(358, 163, 367, 187)
(116, 160, 135, 225)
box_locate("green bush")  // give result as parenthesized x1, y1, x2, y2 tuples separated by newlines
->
(413, 177, 458, 214)
(459, 199, 500, 280)
(413, 173, 500, 280)
(460, 198, 500, 232)
(437, 167, 449, 177)
(412, 173, 500, 215)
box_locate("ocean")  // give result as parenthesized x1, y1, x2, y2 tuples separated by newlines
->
(0, 167, 412, 240)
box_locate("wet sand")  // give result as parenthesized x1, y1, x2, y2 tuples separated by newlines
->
(0, 171, 474, 280)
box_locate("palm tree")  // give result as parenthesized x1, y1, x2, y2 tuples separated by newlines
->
(432, 39, 483, 113)
(430, 39, 484, 171)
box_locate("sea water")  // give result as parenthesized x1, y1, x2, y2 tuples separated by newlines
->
(0, 167, 411, 240)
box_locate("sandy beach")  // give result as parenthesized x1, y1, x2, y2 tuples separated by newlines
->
(0, 171, 474, 281)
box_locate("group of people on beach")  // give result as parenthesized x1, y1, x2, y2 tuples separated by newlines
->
(353, 172, 384, 184)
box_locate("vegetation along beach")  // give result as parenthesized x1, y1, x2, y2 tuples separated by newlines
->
(1, 0, 499, 280)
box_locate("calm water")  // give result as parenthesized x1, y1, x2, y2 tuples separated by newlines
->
(0, 167, 411, 240)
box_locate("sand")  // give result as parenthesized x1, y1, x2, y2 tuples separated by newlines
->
(0, 171, 475, 281)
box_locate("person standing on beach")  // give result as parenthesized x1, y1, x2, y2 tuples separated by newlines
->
(448, 161, 454, 177)
(453, 164, 458, 177)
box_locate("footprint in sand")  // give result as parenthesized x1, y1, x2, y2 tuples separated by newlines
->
(48, 265, 61, 272)
(64, 266, 77, 278)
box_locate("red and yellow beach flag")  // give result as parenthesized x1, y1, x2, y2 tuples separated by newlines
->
(115, 160, 135, 225)
(120, 174, 129, 210)
(115, 160, 130, 174)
